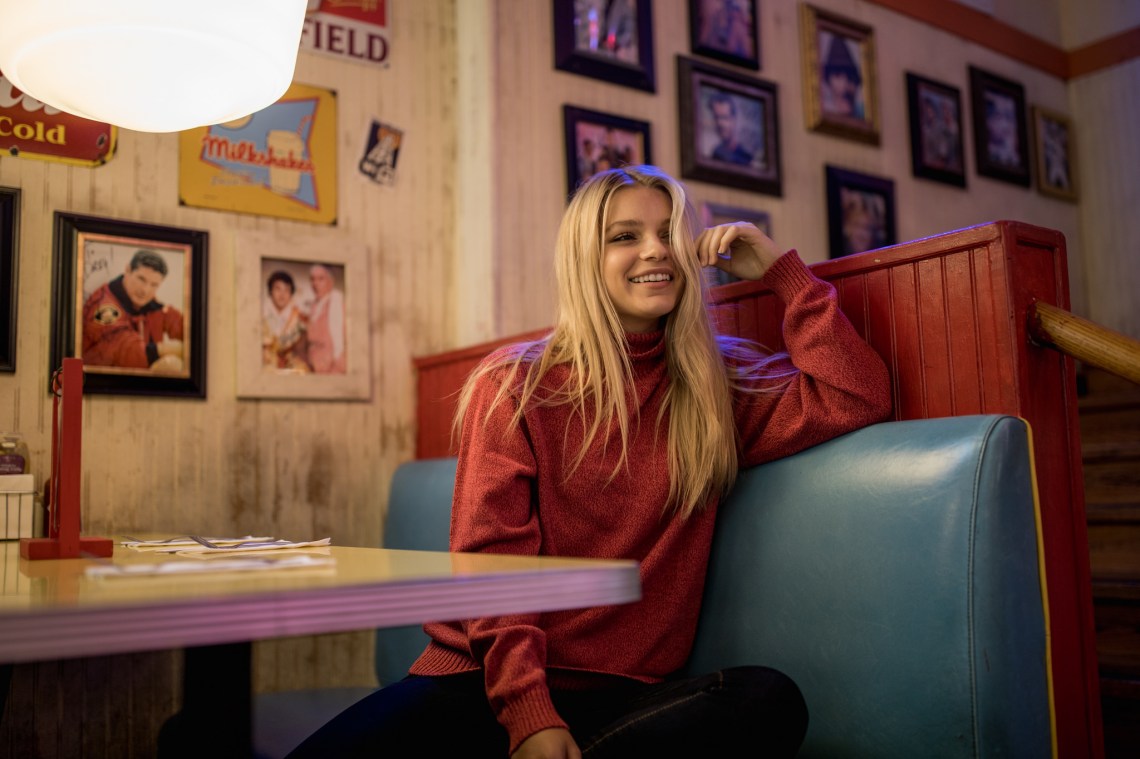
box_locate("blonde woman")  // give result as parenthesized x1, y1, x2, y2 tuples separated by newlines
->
(291, 165, 891, 758)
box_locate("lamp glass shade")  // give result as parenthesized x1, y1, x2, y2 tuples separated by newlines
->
(0, 0, 309, 133)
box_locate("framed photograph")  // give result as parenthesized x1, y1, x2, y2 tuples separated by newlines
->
(689, 0, 760, 70)
(677, 56, 781, 196)
(825, 166, 896, 259)
(905, 72, 966, 188)
(235, 230, 371, 401)
(1032, 105, 1078, 202)
(700, 201, 771, 287)
(799, 4, 879, 145)
(969, 66, 1031, 187)
(553, 0, 656, 92)
(0, 188, 18, 373)
(563, 105, 652, 197)
(49, 213, 208, 397)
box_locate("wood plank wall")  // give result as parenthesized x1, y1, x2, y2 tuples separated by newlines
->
(0, 2, 459, 754)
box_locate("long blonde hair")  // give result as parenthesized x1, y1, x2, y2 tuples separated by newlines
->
(454, 165, 791, 518)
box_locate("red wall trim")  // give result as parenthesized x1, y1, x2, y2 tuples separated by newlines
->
(865, 0, 1140, 80)
(1068, 26, 1140, 78)
(866, 0, 1067, 77)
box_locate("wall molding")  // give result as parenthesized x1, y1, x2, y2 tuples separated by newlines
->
(866, 0, 1139, 80)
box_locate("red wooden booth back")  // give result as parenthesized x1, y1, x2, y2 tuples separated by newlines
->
(413, 221, 1102, 758)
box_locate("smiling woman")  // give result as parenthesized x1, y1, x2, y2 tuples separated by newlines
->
(286, 165, 891, 758)
(602, 186, 679, 333)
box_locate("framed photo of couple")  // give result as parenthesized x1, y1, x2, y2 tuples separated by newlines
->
(677, 56, 782, 196)
(235, 230, 371, 401)
(48, 212, 208, 398)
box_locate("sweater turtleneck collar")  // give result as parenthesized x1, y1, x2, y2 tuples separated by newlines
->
(625, 328, 666, 363)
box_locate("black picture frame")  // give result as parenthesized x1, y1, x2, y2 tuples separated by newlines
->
(563, 105, 652, 198)
(688, 0, 760, 71)
(905, 72, 966, 188)
(825, 165, 896, 259)
(969, 65, 1031, 187)
(0, 188, 18, 373)
(677, 56, 781, 196)
(553, 0, 656, 92)
(49, 213, 208, 398)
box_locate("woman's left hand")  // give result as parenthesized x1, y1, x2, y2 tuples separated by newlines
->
(694, 222, 786, 282)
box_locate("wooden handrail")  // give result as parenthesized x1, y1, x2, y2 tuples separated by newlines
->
(1028, 301, 1140, 386)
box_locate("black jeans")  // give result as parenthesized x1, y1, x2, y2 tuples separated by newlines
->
(287, 665, 807, 758)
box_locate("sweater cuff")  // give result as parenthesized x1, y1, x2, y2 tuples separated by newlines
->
(498, 686, 568, 754)
(760, 249, 818, 299)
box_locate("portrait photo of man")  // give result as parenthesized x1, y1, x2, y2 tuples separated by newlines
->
(699, 86, 765, 171)
(81, 246, 187, 374)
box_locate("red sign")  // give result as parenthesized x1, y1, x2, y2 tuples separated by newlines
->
(300, 0, 389, 66)
(0, 72, 116, 166)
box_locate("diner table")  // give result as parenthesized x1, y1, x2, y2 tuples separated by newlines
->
(0, 538, 641, 755)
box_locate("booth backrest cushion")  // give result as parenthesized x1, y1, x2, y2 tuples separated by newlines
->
(372, 416, 1052, 758)
(374, 457, 457, 686)
(684, 414, 1052, 758)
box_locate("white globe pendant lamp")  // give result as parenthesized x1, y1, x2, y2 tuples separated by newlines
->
(0, 0, 310, 133)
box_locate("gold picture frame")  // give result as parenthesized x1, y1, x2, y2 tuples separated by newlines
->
(235, 230, 371, 401)
(799, 3, 879, 145)
(1032, 105, 1078, 202)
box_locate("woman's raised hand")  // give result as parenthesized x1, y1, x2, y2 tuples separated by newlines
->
(694, 222, 786, 282)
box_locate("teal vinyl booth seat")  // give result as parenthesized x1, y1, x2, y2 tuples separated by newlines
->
(254, 414, 1053, 758)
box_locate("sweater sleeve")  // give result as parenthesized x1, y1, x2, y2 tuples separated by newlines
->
(734, 250, 892, 466)
(451, 363, 569, 752)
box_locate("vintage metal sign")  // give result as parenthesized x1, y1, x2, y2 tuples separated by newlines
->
(0, 71, 116, 166)
(300, 0, 389, 67)
(178, 82, 338, 224)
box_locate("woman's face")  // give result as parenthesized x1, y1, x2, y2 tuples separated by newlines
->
(601, 185, 681, 333)
(270, 279, 294, 310)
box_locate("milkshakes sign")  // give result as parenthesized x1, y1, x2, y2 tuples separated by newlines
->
(300, 0, 389, 67)
(0, 71, 116, 166)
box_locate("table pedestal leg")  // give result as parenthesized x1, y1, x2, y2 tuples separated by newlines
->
(157, 642, 252, 758)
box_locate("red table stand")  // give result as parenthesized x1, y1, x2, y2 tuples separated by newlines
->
(20, 358, 113, 560)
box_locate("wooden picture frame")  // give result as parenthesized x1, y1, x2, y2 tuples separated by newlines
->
(563, 105, 652, 198)
(677, 56, 781, 196)
(235, 230, 371, 401)
(0, 188, 18, 373)
(1032, 105, 1078, 202)
(688, 0, 760, 71)
(969, 65, 1031, 187)
(799, 4, 879, 145)
(905, 72, 966, 188)
(49, 213, 208, 397)
(825, 165, 896, 259)
(700, 200, 771, 287)
(553, 0, 656, 92)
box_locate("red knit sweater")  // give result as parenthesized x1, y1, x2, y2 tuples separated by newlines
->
(409, 251, 892, 751)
